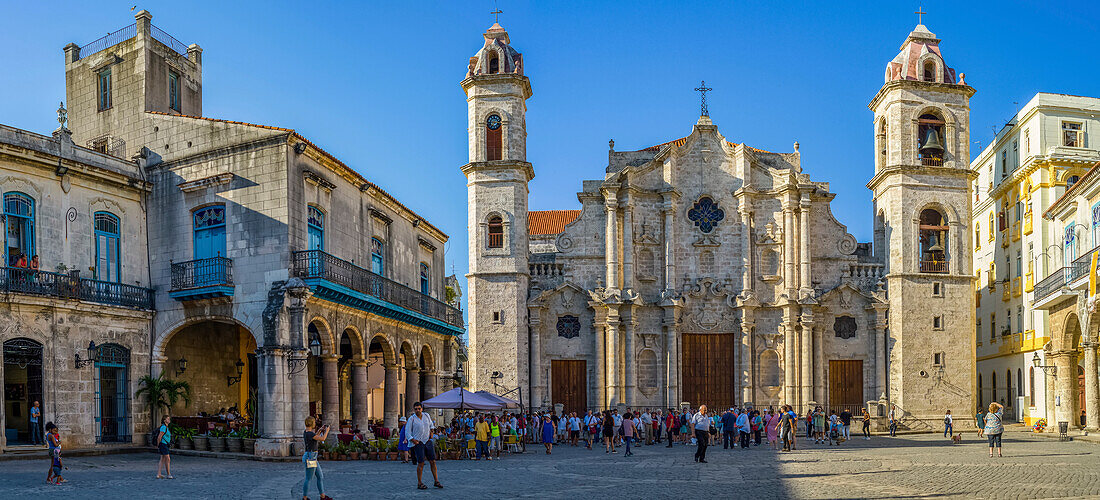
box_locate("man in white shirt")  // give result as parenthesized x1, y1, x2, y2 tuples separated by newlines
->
(613, 411, 624, 445)
(691, 405, 711, 463)
(407, 402, 442, 490)
(640, 410, 653, 444)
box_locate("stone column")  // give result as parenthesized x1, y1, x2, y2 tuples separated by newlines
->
(321, 356, 340, 425)
(813, 324, 825, 404)
(624, 312, 636, 407)
(1052, 351, 1078, 428)
(406, 366, 421, 409)
(1082, 341, 1099, 431)
(383, 363, 399, 428)
(288, 349, 309, 431)
(800, 318, 813, 411)
(351, 360, 370, 432)
(605, 193, 620, 290)
(664, 309, 679, 408)
(873, 307, 888, 400)
(741, 319, 756, 404)
(740, 208, 753, 293)
(593, 308, 607, 410)
(623, 204, 634, 290)
(783, 204, 796, 294)
(783, 317, 796, 404)
(607, 314, 621, 407)
(799, 195, 811, 294)
(422, 371, 438, 399)
(529, 306, 543, 409)
(661, 193, 677, 290)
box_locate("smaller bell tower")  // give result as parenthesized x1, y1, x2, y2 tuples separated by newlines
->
(461, 22, 534, 394)
(868, 23, 977, 426)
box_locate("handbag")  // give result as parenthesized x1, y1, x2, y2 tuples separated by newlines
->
(305, 459, 318, 468)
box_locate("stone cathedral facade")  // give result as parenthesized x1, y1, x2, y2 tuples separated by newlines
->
(465, 22, 975, 426)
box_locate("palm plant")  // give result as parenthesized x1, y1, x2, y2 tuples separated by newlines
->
(135, 373, 192, 430)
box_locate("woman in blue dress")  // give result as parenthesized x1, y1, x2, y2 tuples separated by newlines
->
(541, 414, 555, 455)
(397, 416, 410, 463)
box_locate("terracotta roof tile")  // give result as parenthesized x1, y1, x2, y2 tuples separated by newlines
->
(528, 210, 581, 235)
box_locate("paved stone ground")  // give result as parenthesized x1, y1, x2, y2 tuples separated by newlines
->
(2, 428, 1098, 499)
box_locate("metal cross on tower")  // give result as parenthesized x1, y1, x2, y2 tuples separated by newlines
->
(694, 80, 713, 117)
(491, 8, 503, 23)
(915, 6, 927, 24)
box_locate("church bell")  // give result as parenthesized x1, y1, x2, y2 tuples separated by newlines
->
(920, 128, 944, 155)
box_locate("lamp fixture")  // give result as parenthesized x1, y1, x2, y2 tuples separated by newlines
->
(176, 356, 188, 376)
(56, 158, 69, 177)
(1032, 353, 1057, 377)
(75, 341, 96, 368)
(227, 359, 245, 386)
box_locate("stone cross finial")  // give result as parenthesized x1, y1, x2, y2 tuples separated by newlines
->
(694, 80, 713, 117)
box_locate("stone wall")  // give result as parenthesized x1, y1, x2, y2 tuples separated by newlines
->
(0, 298, 151, 450)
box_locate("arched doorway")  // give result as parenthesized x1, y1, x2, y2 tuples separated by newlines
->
(161, 321, 257, 425)
(95, 343, 131, 443)
(3, 338, 43, 445)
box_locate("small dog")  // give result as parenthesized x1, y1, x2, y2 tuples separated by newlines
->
(951, 433, 962, 444)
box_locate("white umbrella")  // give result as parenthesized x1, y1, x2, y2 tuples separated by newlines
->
(420, 387, 504, 411)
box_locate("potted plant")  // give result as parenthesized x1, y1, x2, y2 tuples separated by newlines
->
(226, 429, 244, 453)
(240, 427, 258, 455)
(208, 428, 228, 452)
(173, 425, 196, 450)
(192, 431, 209, 451)
(348, 441, 360, 460)
(135, 374, 192, 447)
(386, 439, 399, 461)
(318, 441, 331, 460)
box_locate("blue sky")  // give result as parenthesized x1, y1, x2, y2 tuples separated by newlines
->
(1, 1, 1098, 314)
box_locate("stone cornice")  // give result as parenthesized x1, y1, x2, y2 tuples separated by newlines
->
(461, 160, 534, 182)
(460, 73, 533, 99)
(868, 80, 976, 111)
(867, 163, 977, 192)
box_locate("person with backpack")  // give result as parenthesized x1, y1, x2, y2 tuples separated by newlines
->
(778, 406, 793, 452)
(943, 409, 954, 438)
(861, 408, 872, 440)
(839, 408, 853, 441)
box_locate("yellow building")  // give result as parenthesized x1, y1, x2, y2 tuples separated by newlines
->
(972, 93, 1100, 426)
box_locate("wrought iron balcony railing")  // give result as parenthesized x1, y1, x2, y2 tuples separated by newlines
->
(171, 257, 233, 291)
(919, 259, 948, 273)
(292, 250, 463, 328)
(0, 267, 153, 309)
(920, 155, 944, 167)
(1033, 267, 1068, 301)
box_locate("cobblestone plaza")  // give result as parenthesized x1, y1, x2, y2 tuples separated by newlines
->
(2, 430, 1098, 499)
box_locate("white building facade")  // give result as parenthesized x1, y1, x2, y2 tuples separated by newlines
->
(973, 93, 1100, 426)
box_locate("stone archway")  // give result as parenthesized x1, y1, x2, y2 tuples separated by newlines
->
(160, 320, 257, 421)
(367, 333, 400, 429)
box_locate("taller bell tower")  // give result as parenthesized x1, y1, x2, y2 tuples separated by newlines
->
(868, 23, 977, 426)
(461, 23, 534, 394)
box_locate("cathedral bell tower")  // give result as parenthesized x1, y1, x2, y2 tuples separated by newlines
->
(868, 23, 976, 426)
(461, 22, 534, 395)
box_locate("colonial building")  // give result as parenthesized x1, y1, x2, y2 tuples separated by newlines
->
(1028, 99, 1100, 431)
(973, 93, 1100, 426)
(465, 22, 976, 427)
(0, 118, 155, 450)
(3, 10, 464, 456)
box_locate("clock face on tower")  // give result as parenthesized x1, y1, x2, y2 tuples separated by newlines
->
(486, 114, 502, 130)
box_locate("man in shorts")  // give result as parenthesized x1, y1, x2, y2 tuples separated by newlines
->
(407, 402, 442, 490)
(568, 412, 581, 446)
